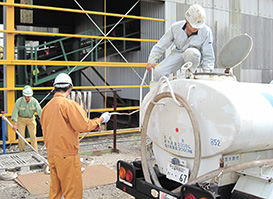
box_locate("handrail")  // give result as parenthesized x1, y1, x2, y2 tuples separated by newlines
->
(0, 128, 140, 145)
(0, 85, 149, 91)
(0, 106, 141, 117)
(0, 30, 157, 43)
(28, 32, 140, 62)
(0, 60, 148, 67)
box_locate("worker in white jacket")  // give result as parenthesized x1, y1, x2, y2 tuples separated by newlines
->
(146, 4, 215, 80)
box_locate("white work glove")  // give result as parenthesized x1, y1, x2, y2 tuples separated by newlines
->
(100, 112, 111, 123)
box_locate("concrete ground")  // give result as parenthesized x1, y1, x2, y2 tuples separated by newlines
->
(0, 133, 140, 199)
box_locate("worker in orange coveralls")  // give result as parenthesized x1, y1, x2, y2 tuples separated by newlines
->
(40, 73, 111, 199)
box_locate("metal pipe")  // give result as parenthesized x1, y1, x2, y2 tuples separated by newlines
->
(1, 128, 140, 145)
(2, 115, 49, 165)
(3, 0, 8, 146)
(112, 91, 119, 153)
(139, 69, 148, 129)
(2, 114, 6, 154)
(0, 85, 149, 92)
(0, 59, 148, 67)
(0, 30, 158, 43)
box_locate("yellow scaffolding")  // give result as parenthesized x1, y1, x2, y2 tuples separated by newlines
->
(0, 0, 163, 144)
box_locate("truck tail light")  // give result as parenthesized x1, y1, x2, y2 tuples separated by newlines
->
(184, 193, 209, 199)
(119, 167, 126, 179)
(184, 193, 197, 199)
(125, 169, 133, 182)
(181, 184, 220, 199)
(117, 161, 135, 185)
(119, 166, 134, 182)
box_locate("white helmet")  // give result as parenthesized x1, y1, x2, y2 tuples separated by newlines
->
(22, 85, 33, 96)
(53, 73, 73, 88)
(185, 4, 206, 29)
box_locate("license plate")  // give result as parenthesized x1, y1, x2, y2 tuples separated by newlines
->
(166, 163, 189, 184)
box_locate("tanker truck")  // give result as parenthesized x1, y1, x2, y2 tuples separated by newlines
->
(116, 34, 273, 199)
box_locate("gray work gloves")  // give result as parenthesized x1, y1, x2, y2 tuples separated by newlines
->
(100, 112, 111, 123)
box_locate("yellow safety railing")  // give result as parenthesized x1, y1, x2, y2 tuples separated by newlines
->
(0, 60, 149, 67)
(0, 30, 158, 43)
(0, 0, 163, 145)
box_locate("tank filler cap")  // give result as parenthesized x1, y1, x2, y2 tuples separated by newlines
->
(217, 34, 253, 69)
